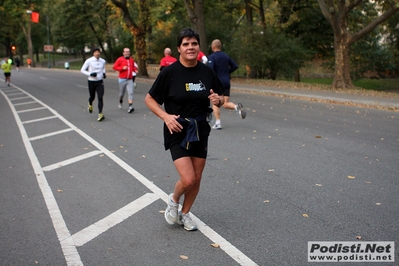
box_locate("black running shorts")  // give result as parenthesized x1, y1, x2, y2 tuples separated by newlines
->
(169, 137, 208, 161)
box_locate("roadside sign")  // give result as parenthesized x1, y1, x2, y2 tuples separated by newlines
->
(44, 45, 53, 52)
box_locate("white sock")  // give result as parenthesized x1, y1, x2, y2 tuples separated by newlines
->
(215, 119, 221, 125)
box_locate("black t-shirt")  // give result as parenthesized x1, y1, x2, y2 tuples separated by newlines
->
(148, 61, 224, 150)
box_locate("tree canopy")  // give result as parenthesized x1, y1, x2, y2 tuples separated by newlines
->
(1, 0, 398, 89)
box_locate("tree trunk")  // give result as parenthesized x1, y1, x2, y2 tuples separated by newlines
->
(111, 0, 149, 77)
(294, 69, 301, 82)
(332, 33, 354, 89)
(245, 0, 257, 78)
(258, 0, 266, 29)
(183, 0, 207, 53)
(131, 27, 148, 76)
(21, 20, 34, 67)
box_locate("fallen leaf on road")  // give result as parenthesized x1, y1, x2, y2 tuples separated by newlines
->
(159, 210, 165, 213)
(180, 255, 188, 260)
(315, 136, 322, 138)
(263, 200, 270, 203)
(302, 214, 309, 218)
(315, 184, 322, 186)
(268, 169, 275, 172)
(356, 236, 362, 240)
(210, 243, 220, 248)
(57, 189, 63, 193)
(375, 203, 381, 205)
(348, 175, 355, 179)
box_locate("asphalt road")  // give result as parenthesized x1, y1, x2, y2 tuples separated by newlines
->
(1, 68, 398, 266)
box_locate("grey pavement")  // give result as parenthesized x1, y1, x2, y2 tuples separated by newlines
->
(2, 68, 398, 265)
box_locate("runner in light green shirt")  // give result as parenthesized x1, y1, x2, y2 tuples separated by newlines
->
(1, 59, 12, 86)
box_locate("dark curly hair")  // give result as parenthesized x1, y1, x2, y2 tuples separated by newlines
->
(177, 28, 200, 47)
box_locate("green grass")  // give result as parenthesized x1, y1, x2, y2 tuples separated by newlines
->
(352, 78, 398, 91)
(301, 77, 398, 92)
(301, 78, 333, 85)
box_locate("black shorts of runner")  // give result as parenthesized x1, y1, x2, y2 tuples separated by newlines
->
(169, 137, 209, 161)
(222, 85, 231, 97)
(4, 73, 10, 77)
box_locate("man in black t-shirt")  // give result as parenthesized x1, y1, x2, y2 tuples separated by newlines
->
(145, 28, 224, 231)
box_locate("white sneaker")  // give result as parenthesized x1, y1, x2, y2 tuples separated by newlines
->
(164, 194, 178, 224)
(127, 105, 135, 113)
(236, 103, 246, 119)
(177, 212, 198, 231)
(212, 123, 222, 130)
(118, 103, 122, 109)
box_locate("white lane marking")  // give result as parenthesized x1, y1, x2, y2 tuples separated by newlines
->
(0, 89, 83, 265)
(6, 92, 24, 96)
(70, 193, 159, 247)
(17, 106, 47, 113)
(22, 115, 57, 124)
(42, 150, 103, 171)
(195, 214, 256, 265)
(29, 128, 74, 141)
(9, 96, 30, 101)
(14, 101, 37, 106)
(1, 86, 258, 266)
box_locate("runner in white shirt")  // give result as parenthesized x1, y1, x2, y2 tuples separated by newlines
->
(80, 47, 107, 121)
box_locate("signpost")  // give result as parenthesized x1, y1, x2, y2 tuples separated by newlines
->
(44, 45, 53, 52)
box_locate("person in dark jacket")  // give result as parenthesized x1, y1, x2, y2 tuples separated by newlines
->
(208, 39, 246, 130)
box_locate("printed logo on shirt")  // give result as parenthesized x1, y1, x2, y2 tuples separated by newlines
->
(185, 80, 206, 92)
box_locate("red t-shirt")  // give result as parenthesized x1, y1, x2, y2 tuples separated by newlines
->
(197, 51, 205, 61)
(160, 55, 177, 67)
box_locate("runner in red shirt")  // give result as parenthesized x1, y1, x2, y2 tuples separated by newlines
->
(197, 50, 208, 64)
(159, 47, 177, 71)
(113, 47, 138, 113)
